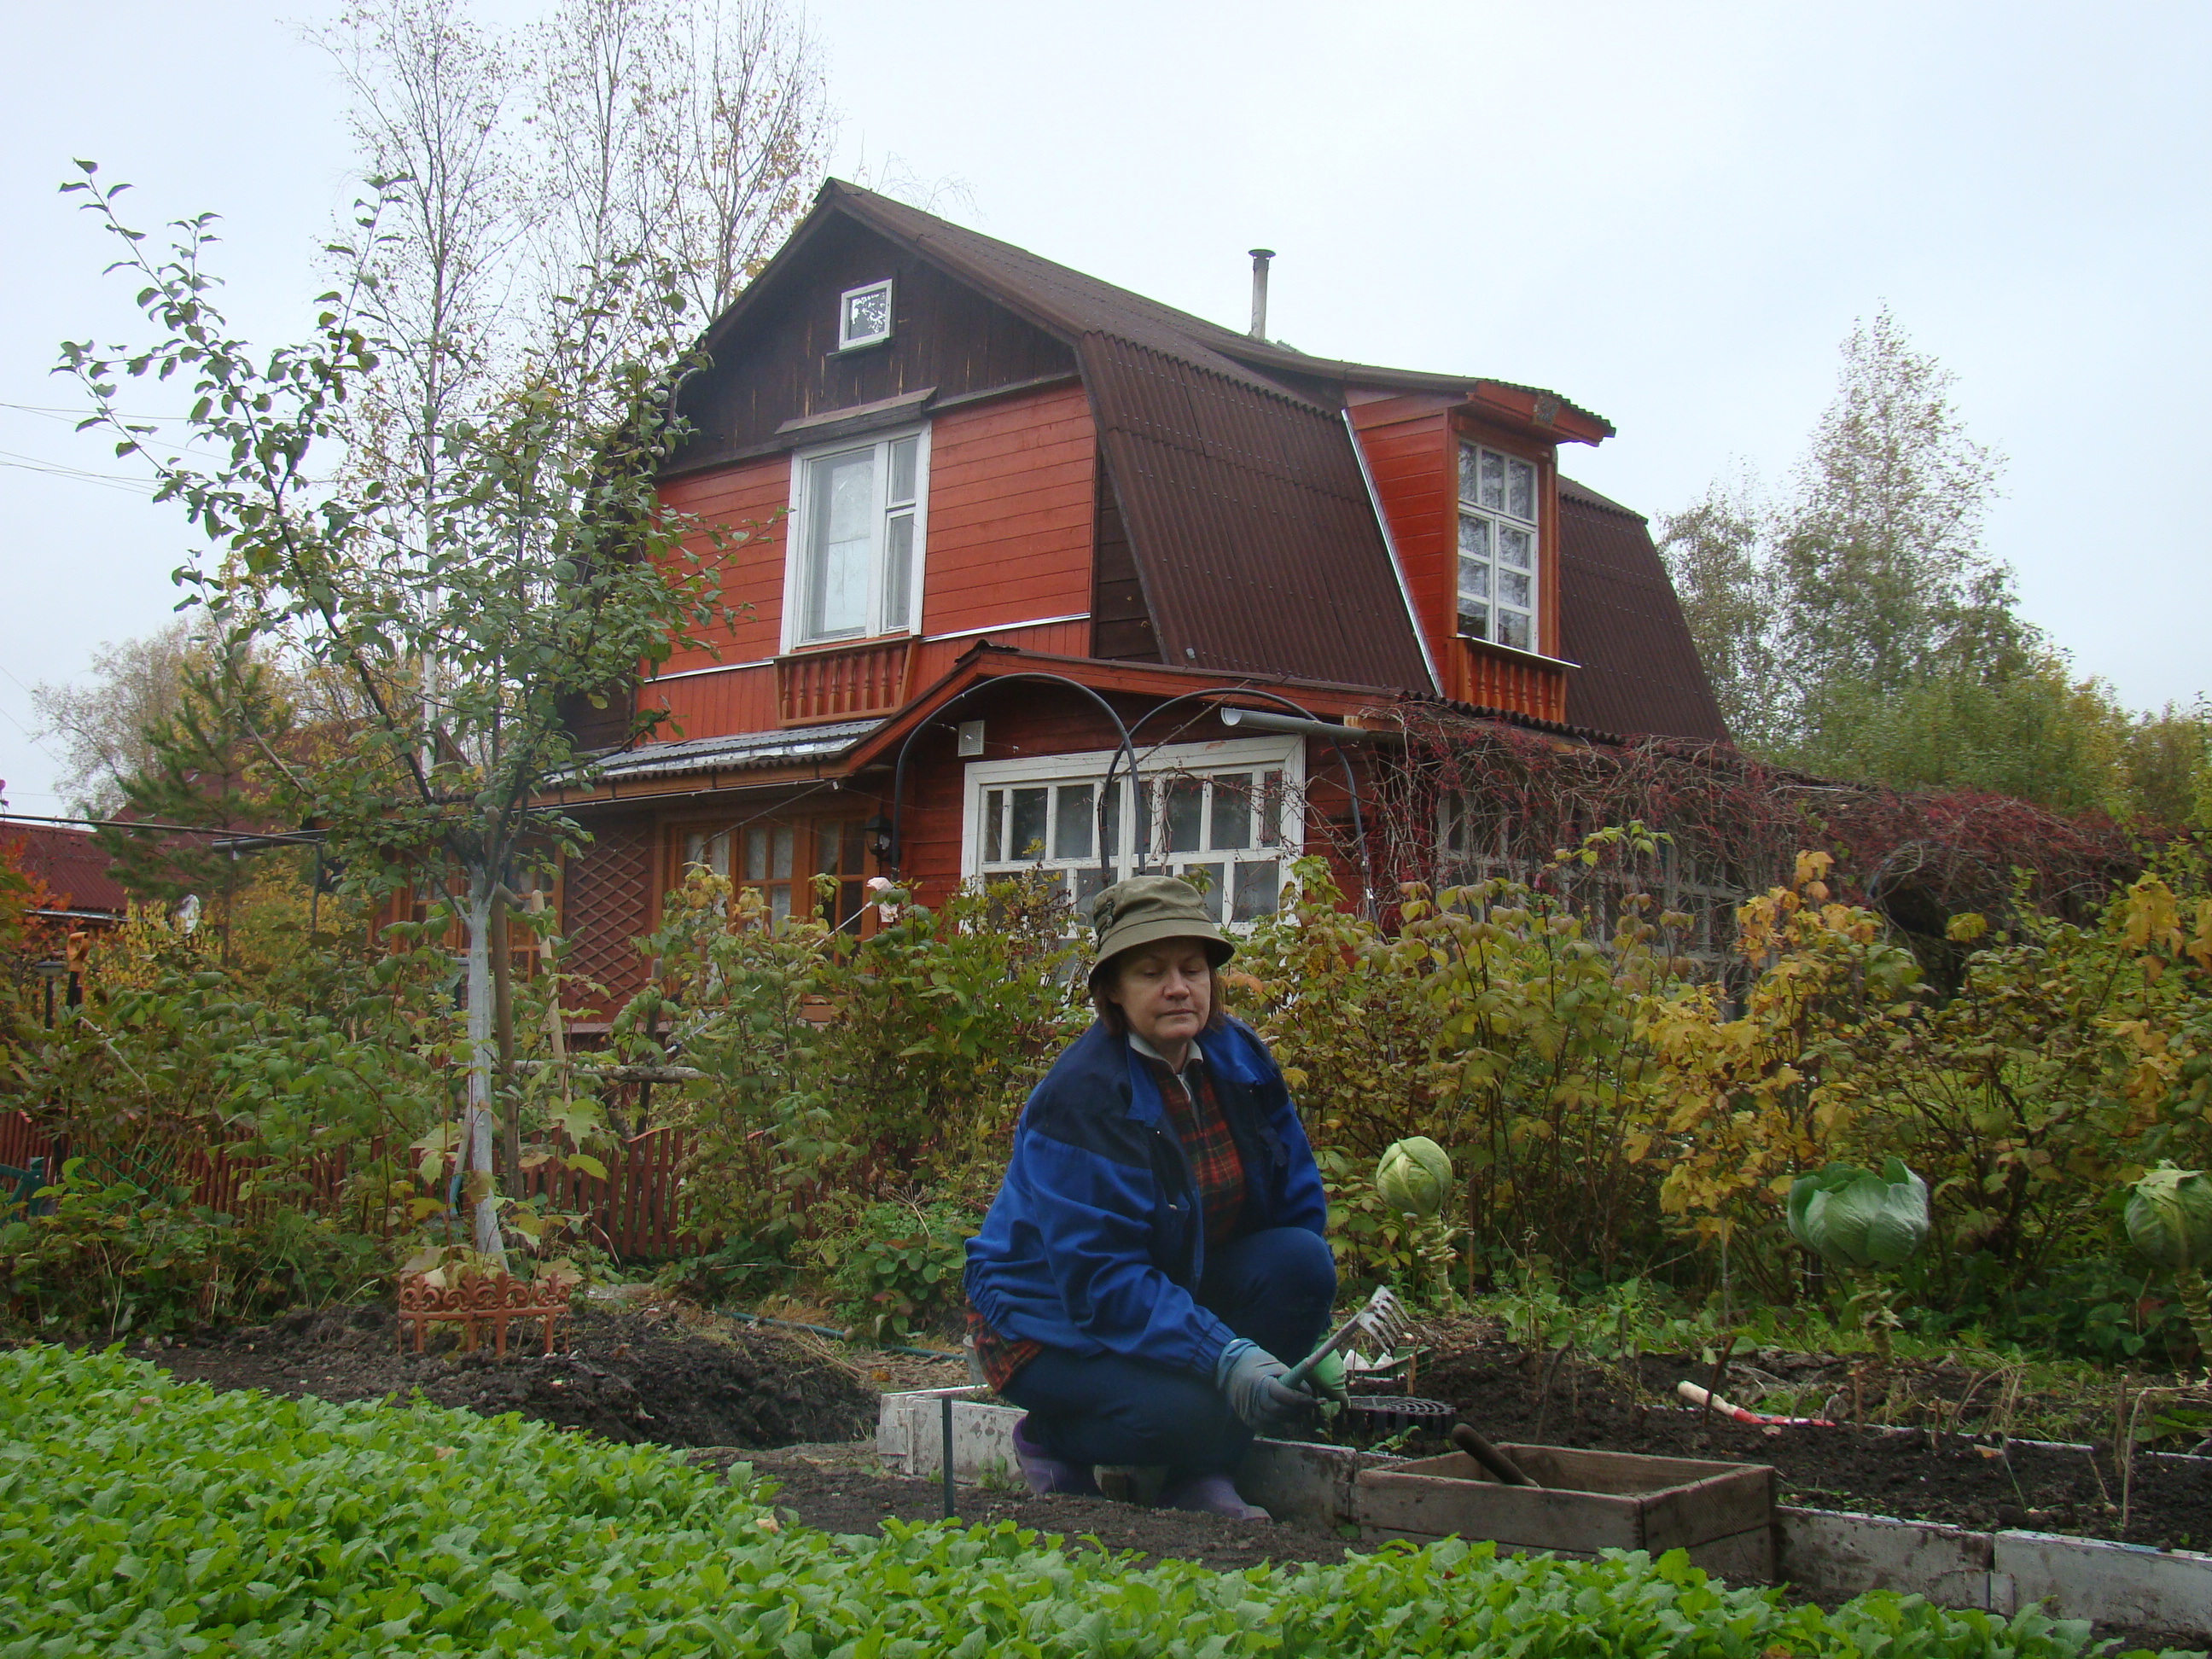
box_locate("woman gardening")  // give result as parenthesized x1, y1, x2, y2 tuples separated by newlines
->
(963, 875, 1346, 1520)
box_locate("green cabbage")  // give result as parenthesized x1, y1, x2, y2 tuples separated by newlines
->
(1377, 1137, 1453, 1220)
(2124, 1164, 2212, 1272)
(1785, 1158, 1929, 1271)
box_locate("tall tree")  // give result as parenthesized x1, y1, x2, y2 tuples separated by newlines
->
(60, 167, 748, 1260)
(32, 620, 201, 818)
(1655, 470, 1778, 748)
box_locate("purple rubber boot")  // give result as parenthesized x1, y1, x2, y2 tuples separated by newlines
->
(1159, 1473, 1270, 1522)
(1011, 1415, 1100, 1497)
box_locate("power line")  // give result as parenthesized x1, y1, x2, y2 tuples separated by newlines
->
(0, 810, 322, 843)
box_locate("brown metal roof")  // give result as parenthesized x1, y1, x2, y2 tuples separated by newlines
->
(1555, 478, 1729, 742)
(6, 824, 129, 917)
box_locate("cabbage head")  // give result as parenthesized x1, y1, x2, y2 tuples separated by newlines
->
(2124, 1164, 2212, 1272)
(1377, 1137, 1453, 1220)
(1785, 1159, 1929, 1272)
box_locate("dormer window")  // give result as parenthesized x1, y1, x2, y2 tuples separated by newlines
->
(838, 279, 894, 350)
(1458, 441, 1540, 652)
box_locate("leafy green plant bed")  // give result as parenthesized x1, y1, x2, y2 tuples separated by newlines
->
(3, 1344, 2180, 1658)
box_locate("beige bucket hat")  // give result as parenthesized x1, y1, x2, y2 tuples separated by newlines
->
(1086, 875, 1234, 989)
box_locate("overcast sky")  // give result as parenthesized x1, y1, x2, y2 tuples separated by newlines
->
(4, 1, 2207, 814)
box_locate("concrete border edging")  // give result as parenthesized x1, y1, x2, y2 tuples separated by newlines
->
(875, 1389, 2211, 1634)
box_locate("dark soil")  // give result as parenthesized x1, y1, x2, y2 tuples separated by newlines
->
(1414, 1330, 2212, 1551)
(696, 1450, 1345, 1574)
(131, 1302, 878, 1449)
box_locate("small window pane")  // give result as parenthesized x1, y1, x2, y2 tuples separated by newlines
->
(769, 885, 792, 923)
(1183, 863, 1225, 922)
(818, 823, 842, 874)
(1458, 556, 1491, 601)
(1232, 860, 1281, 923)
(1010, 788, 1050, 859)
(1212, 773, 1252, 850)
(888, 437, 918, 504)
(1458, 512, 1491, 557)
(882, 513, 914, 629)
(745, 825, 771, 882)
(1458, 441, 1482, 504)
(1498, 610, 1531, 651)
(1480, 449, 1505, 510)
(1055, 783, 1095, 860)
(983, 789, 1004, 863)
(1103, 781, 1123, 863)
(1259, 771, 1283, 847)
(1073, 866, 1109, 911)
(1459, 600, 1490, 640)
(1498, 524, 1533, 570)
(1506, 457, 1535, 521)
(771, 825, 795, 880)
(1162, 777, 1204, 854)
(1499, 568, 1531, 608)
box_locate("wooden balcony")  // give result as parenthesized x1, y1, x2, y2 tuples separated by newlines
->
(777, 636, 916, 726)
(1458, 637, 1569, 724)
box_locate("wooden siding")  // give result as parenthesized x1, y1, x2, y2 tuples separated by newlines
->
(669, 213, 1076, 473)
(918, 382, 1094, 637)
(647, 382, 1096, 738)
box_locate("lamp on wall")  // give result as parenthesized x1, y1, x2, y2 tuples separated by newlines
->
(864, 814, 894, 863)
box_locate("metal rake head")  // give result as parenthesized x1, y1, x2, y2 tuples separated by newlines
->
(1284, 1285, 1413, 1388)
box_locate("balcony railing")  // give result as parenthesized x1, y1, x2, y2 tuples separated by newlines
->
(777, 636, 915, 725)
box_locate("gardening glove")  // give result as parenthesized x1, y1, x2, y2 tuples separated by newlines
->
(1214, 1338, 1314, 1434)
(1304, 1350, 1351, 1415)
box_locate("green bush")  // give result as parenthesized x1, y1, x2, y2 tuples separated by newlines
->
(2, 1343, 2173, 1658)
(817, 1199, 978, 1343)
(0, 1162, 384, 1336)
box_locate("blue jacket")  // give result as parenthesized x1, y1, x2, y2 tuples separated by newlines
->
(963, 1016, 1329, 1377)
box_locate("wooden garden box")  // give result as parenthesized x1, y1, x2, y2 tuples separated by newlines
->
(1354, 1445, 1776, 1582)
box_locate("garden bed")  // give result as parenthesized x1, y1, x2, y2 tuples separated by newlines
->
(103, 1301, 881, 1449)
(1411, 1323, 2212, 1550)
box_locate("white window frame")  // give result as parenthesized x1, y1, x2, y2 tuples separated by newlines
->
(1456, 440, 1542, 655)
(961, 736, 1305, 927)
(781, 423, 930, 651)
(837, 278, 894, 351)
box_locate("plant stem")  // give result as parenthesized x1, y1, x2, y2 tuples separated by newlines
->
(2174, 1265, 2212, 1372)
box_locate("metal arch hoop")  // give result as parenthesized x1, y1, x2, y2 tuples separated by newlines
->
(1097, 688, 1376, 918)
(887, 672, 1144, 888)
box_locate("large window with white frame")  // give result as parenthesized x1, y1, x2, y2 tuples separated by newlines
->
(785, 427, 927, 648)
(963, 736, 1304, 925)
(1457, 440, 1540, 653)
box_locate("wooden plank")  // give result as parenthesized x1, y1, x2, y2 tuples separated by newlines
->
(1639, 1467, 1774, 1551)
(1355, 1458, 1646, 1551)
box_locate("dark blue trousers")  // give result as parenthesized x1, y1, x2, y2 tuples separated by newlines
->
(998, 1226, 1336, 1476)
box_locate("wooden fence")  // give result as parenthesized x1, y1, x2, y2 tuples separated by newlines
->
(0, 1111, 697, 1263)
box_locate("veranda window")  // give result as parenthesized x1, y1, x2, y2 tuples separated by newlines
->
(678, 818, 870, 930)
(965, 738, 1302, 926)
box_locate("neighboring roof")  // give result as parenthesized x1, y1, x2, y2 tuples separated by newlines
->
(579, 720, 882, 787)
(1554, 479, 1729, 743)
(806, 184, 1435, 690)
(4, 824, 128, 917)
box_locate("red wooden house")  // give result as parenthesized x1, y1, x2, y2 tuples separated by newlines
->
(548, 181, 1724, 1006)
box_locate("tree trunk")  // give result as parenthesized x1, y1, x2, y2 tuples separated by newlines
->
(463, 879, 508, 1263)
(492, 891, 520, 1176)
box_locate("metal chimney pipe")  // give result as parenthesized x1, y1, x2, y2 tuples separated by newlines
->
(1248, 248, 1275, 340)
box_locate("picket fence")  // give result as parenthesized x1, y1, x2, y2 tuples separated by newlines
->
(0, 1110, 696, 1262)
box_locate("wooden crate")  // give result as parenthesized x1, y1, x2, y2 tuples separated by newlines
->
(1355, 1444, 1775, 1581)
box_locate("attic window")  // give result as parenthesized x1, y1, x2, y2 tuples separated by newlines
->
(838, 279, 894, 350)
(1457, 441, 1540, 652)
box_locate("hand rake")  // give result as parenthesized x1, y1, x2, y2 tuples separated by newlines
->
(1281, 1285, 1412, 1391)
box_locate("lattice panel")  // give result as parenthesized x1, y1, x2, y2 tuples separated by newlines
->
(562, 817, 655, 1006)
